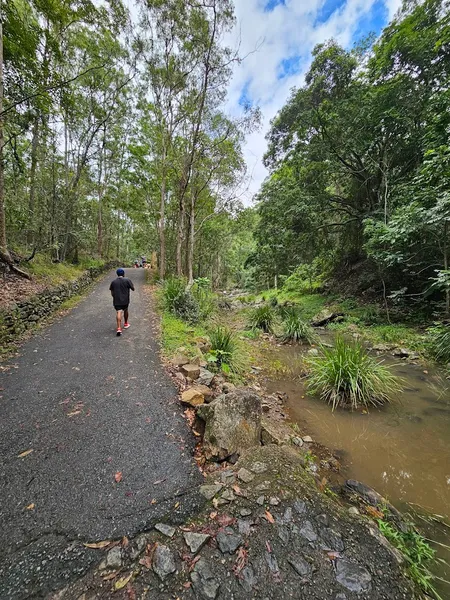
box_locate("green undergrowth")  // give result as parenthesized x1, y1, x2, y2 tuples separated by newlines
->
(25, 253, 105, 285)
(377, 519, 442, 599)
(160, 311, 208, 358)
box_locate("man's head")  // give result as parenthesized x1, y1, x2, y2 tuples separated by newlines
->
(116, 268, 125, 277)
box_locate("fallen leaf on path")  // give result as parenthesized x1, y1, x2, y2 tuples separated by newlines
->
(183, 582, 192, 589)
(192, 430, 201, 437)
(232, 484, 247, 497)
(217, 514, 236, 527)
(209, 511, 218, 520)
(122, 536, 129, 547)
(153, 478, 166, 485)
(115, 472, 123, 483)
(114, 573, 133, 590)
(67, 410, 81, 417)
(174, 502, 180, 509)
(145, 417, 151, 423)
(25, 503, 35, 510)
(83, 540, 112, 549)
(150, 498, 157, 505)
(326, 551, 342, 561)
(233, 546, 248, 575)
(126, 584, 136, 600)
(102, 571, 119, 581)
(18, 449, 33, 458)
(139, 555, 152, 569)
(366, 505, 384, 519)
(264, 511, 275, 524)
(266, 540, 272, 553)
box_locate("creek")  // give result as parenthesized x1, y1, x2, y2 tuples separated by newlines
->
(262, 340, 450, 594)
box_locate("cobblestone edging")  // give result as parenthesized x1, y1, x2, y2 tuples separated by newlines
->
(0, 263, 115, 346)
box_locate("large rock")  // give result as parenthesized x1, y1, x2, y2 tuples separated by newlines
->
(181, 388, 205, 407)
(152, 544, 176, 581)
(184, 531, 210, 554)
(197, 390, 262, 461)
(261, 418, 291, 446)
(197, 368, 215, 387)
(190, 558, 220, 599)
(311, 310, 344, 327)
(181, 364, 201, 380)
(335, 560, 372, 593)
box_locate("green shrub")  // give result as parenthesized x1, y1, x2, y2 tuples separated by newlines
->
(283, 262, 322, 294)
(172, 290, 200, 323)
(249, 305, 276, 333)
(305, 337, 402, 410)
(192, 281, 216, 320)
(207, 326, 240, 374)
(281, 309, 317, 344)
(162, 277, 186, 312)
(430, 325, 450, 364)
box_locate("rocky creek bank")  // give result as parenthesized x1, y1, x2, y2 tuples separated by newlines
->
(49, 363, 422, 600)
(51, 444, 418, 600)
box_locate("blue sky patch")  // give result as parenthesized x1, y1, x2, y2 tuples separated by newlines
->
(239, 80, 252, 108)
(264, 0, 286, 12)
(278, 55, 303, 79)
(353, 0, 389, 42)
(315, 0, 347, 25)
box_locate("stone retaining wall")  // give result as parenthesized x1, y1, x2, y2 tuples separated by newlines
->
(0, 263, 114, 345)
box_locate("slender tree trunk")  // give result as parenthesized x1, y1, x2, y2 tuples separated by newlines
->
(444, 221, 449, 316)
(97, 131, 105, 257)
(0, 21, 8, 260)
(159, 146, 167, 279)
(27, 117, 40, 247)
(187, 192, 195, 286)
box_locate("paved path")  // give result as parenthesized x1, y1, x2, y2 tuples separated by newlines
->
(0, 269, 202, 599)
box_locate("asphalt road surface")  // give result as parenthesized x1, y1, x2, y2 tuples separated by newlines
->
(0, 269, 203, 599)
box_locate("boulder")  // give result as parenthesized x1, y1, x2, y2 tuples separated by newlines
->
(261, 418, 291, 446)
(197, 390, 262, 461)
(181, 363, 201, 380)
(152, 544, 176, 581)
(311, 310, 344, 327)
(181, 388, 205, 407)
(197, 368, 215, 387)
(171, 355, 190, 367)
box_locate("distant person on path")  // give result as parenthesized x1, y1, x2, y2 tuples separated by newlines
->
(109, 268, 135, 336)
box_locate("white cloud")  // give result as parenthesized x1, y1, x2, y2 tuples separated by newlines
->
(225, 0, 396, 205)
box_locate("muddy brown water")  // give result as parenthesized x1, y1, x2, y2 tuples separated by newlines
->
(263, 341, 450, 592)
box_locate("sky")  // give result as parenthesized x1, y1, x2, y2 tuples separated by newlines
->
(225, 0, 403, 205)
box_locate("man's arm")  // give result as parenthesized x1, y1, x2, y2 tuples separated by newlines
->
(109, 282, 114, 297)
(129, 279, 135, 291)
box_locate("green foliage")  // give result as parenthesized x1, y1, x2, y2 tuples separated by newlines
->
(171, 291, 200, 324)
(249, 305, 276, 333)
(192, 280, 217, 321)
(281, 308, 317, 344)
(377, 520, 441, 599)
(305, 337, 402, 410)
(430, 325, 450, 364)
(162, 277, 186, 312)
(161, 312, 207, 357)
(283, 262, 323, 294)
(207, 326, 241, 374)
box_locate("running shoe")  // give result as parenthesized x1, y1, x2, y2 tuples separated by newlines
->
(116, 328, 122, 336)
(123, 322, 130, 329)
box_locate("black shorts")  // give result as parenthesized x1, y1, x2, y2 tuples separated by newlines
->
(114, 304, 129, 311)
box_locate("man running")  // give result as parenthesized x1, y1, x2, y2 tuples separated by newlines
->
(109, 268, 135, 336)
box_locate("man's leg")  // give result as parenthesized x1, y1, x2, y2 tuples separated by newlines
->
(116, 310, 122, 331)
(124, 308, 129, 327)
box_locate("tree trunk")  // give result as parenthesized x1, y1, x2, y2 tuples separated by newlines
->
(444, 221, 449, 316)
(27, 117, 40, 247)
(187, 192, 195, 286)
(0, 22, 29, 278)
(159, 148, 167, 279)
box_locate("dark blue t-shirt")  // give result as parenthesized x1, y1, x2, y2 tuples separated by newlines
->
(109, 277, 134, 306)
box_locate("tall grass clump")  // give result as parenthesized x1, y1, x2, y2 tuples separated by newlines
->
(430, 325, 450, 364)
(207, 326, 241, 374)
(281, 308, 317, 344)
(161, 277, 199, 323)
(249, 305, 276, 333)
(192, 278, 216, 320)
(305, 337, 402, 410)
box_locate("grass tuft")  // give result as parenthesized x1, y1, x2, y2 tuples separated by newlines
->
(305, 337, 402, 410)
(207, 326, 243, 374)
(249, 305, 276, 333)
(281, 308, 318, 344)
